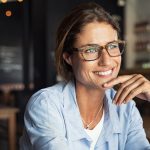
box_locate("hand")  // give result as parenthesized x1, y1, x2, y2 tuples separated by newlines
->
(103, 74, 150, 105)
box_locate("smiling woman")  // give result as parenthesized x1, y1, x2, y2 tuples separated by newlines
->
(20, 2, 150, 150)
(63, 22, 122, 89)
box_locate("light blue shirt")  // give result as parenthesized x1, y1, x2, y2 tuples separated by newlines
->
(20, 81, 150, 150)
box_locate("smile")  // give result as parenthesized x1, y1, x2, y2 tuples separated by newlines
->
(94, 70, 113, 76)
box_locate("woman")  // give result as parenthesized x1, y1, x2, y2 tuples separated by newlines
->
(20, 2, 150, 150)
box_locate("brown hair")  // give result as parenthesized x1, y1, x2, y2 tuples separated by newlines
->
(55, 2, 120, 81)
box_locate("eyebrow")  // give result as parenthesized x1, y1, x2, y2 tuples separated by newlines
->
(78, 40, 119, 48)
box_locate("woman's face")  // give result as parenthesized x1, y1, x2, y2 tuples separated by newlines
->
(65, 22, 121, 89)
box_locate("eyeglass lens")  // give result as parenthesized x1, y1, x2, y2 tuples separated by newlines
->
(82, 41, 125, 61)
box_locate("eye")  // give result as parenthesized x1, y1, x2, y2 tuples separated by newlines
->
(84, 47, 98, 53)
(107, 43, 119, 50)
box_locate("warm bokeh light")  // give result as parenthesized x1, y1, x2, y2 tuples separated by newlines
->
(5, 10, 12, 17)
(1, 0, 7, 3)
(17, 0, 23, 2)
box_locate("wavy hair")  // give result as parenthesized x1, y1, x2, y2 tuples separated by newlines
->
(55, 2, 120, 81)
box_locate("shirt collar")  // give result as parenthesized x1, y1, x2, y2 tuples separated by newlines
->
(63, 81, 90, 141)
(62, 81, 121, 142)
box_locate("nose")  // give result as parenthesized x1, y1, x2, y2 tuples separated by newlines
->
(98, 48, 112, 66)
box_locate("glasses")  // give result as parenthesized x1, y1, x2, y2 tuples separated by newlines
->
(72, 40, 125, 61)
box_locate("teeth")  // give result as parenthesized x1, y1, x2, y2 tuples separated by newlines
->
(95, 70, 112, 76)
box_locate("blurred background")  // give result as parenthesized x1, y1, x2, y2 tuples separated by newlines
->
(0, 0, 149, 149)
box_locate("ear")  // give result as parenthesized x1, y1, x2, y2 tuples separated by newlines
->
(63, 52, 72, 66)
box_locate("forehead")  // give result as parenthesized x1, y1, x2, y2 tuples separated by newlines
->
(74, 22, 118, 47)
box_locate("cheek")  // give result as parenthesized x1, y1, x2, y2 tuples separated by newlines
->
(71, 59, 91, 79)
(114, 57, 121, 73)
(72, 62, 85, 74)
(117, 57, 122, 67)
(113, 55, 121, 63)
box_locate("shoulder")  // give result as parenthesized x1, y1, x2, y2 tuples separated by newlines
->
(26, 81, 69, 111)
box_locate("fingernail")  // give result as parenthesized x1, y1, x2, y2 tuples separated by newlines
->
(117, 101, 121, 106)
(113, 99, 116, 104)
(103, 83, 108, 87)
(116, 103, 119, 106)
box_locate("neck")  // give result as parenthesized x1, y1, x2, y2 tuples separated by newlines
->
(75, 82, 105, 124)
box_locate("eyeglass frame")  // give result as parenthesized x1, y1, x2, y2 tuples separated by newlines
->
(71, 40, 126, 61)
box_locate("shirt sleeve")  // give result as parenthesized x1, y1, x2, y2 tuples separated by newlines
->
(125, 102, 150, 150)
(23, 90, 69, 150)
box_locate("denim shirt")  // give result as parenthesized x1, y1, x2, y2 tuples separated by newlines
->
(20, 81, 150, 150)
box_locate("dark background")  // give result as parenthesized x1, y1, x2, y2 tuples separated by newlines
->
(0, 0, 124, 91)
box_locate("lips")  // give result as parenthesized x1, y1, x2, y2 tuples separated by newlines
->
(94, 69, 113, 76)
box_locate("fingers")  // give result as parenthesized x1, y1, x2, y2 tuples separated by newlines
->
(103, 75, 135, 88)
(114, 75, 145, 105)
(103, 74, 150, 105)
(121, 83, 144, 104)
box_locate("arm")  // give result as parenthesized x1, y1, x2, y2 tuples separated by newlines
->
(24, 90, 69, 150)
(125, 102, 150, 150)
